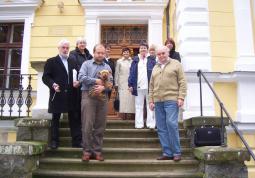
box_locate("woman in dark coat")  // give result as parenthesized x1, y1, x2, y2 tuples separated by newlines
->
(68, 38, 93, 148)
(165, 38, 181, 62)
(69, 37, 93, 70)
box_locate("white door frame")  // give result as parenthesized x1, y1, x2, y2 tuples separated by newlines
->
(80, 0, 167, 52)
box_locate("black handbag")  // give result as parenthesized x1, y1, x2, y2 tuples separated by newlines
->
(113, 91, 120, 112)
(194, 126, 221, 146)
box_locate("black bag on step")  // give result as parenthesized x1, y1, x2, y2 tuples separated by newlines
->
(194, 126, 221, 146)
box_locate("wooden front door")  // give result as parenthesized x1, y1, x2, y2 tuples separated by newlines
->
(101, 25, 148, 117)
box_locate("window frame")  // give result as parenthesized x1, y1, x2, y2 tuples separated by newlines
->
(0, 23, 24, 89)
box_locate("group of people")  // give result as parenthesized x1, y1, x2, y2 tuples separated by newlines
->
(42, 37, 187, 162)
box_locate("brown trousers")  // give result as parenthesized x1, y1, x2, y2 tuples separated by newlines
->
(81, 91, 108, 153)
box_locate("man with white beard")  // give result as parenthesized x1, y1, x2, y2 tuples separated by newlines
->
(43, 39, 81, 149)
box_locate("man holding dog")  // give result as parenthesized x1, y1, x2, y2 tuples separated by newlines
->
(78, 44, 113, 161)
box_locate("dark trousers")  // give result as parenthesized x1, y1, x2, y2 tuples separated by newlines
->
(51, 111, 82, 147)
(81, 91, 108, 153)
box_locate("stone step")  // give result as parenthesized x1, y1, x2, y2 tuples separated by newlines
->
(59, 128, 187, 138)
(37, 158, 199, 172)
(60, 119, 184, 129)
(33, 170, 203, 178)
(59, 137, 190, 148)
(44, 147, 194, 159)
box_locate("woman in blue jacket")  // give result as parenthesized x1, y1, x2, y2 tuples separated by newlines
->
(128, 42, 156, 129)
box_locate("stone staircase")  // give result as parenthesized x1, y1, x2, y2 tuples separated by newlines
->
(32, 119, 203, 178)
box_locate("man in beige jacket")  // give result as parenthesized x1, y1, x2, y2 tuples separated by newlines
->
(149, 45, 187, 161)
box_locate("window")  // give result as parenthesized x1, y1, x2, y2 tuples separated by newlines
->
(101, 25, 148, 45)
(0, 23, 24, 89)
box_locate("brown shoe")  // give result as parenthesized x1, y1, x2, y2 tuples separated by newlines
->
(82, 152, 91, 161)
(95, 153, 104, 161)
(157, 155, 173, 160)
(173, 155, 181, 161)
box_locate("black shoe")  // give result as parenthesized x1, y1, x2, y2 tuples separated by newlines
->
(50, 141, 58, 149)
(157, 155, 173, 160)
(72, 143, 82, 148)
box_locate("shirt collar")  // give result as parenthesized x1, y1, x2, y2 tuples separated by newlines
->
(157, 58, 171, 66)
(59, 54, 68, 61)
(121, 57, 132, 60)
(138, 54, 149, 60)
(92, 58, 105, 65)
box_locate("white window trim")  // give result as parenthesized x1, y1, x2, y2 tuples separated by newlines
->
(0, 0, 43, 77)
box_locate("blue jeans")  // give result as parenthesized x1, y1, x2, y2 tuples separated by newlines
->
(155, 100, 181, 157)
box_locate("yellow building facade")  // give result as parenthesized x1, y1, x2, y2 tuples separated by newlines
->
(0, 0, 255, 177)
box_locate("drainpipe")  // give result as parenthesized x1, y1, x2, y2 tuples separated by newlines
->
(166, 0, 170, 39)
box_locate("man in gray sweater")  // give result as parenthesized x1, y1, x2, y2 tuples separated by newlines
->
(149, 45, 187, 161)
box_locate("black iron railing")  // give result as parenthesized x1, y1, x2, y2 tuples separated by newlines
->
(0, 74, 36, 119)
(197, 69, 255, 161)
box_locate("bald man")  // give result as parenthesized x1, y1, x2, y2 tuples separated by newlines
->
(149, 46, 187, 161)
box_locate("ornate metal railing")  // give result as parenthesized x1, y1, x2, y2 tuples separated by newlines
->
(0, 74, 36, 120)
(197, 70, 255, 161)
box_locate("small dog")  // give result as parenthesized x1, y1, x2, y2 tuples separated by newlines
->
(89, 70, 113, 100)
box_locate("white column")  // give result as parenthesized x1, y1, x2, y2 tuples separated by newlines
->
(31, 62, 51, 119)
(175, 0, 214, 119)
(234, 0, 255, 71)
(176, 0, 211, 72)
(234, 0, 255, 123)
(21, 14, 34, 88)
(183, 73, 215, 119)
(148, 18, 163, 45)
(85, 17, 100, 53)
(236, 73, 255, 123)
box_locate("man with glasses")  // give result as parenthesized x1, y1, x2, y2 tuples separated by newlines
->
(149, 45, 187, 161)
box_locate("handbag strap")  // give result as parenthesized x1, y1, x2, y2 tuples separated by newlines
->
(115, 90, 119, 99)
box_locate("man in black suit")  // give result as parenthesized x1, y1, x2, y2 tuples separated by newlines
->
(103, 44, 115, 99)
(42, 39, 82, 149)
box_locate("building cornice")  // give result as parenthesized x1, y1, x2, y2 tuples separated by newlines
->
(80, 0, 167, 7)
(226, 122, 255, 134)
(0, 0, 43, 21)
(185, 71, 255, 83)
(80, 0, 167, 20)
(0, 0, 43, 7)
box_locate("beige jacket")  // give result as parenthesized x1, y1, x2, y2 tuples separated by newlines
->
(149, 58, 187, 103)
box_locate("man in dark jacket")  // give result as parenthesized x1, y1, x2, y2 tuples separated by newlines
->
(128, 42, 156, 129)
(42, 39, 82, 149)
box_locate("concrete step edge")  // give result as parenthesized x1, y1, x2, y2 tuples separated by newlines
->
(33, 169, 203, 177)
(59, 137, 190, 141)
(46, 147, 192, 152)
(39, 158, 199, 164)
(59, 128, 186, 132)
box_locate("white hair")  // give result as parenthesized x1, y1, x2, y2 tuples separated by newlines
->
(156, 45, 169, 53)
(149, 44, 157, 50)
(76, 37, 87, 46)
(58, 39, 70, 48)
